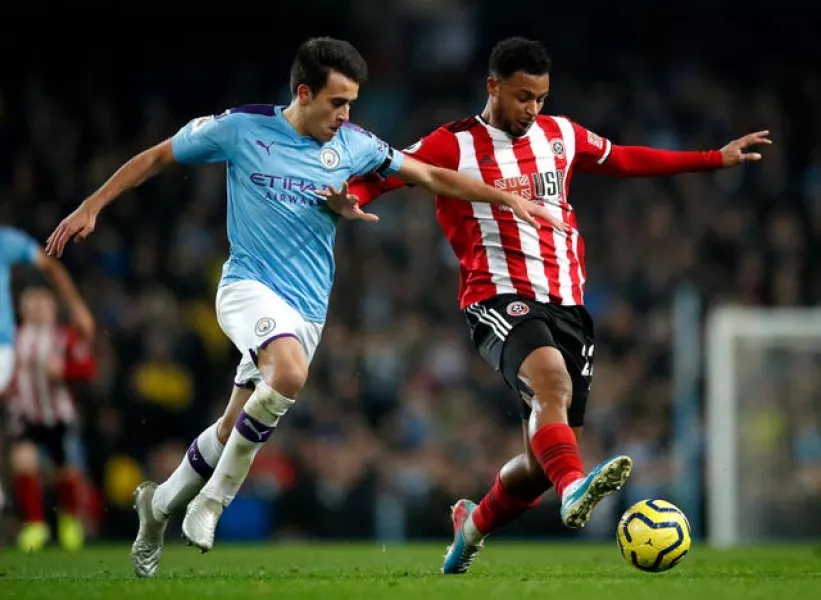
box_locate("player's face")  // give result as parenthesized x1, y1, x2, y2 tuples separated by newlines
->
(488, 71, 550, 138)
(20, 289, 57, 325)
(302, 71, 360, 143)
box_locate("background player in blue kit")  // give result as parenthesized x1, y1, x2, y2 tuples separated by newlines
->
(1, 226, 95, 393)
(45, 37, 562, 577)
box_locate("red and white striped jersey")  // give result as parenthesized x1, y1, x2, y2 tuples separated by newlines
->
(7, 324, 95, 427)
(400, 114, 611, 308)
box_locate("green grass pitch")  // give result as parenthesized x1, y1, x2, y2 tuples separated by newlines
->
(1, 542, 820, 599)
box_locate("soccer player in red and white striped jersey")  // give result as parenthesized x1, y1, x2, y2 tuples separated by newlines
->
(332, 38, 770, 574)
(6, 287, 96, 552)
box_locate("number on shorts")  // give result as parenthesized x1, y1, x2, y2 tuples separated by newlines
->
(581, 343, 594, 377)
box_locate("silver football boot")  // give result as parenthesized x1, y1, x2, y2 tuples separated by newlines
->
(131, 482, 168, 578)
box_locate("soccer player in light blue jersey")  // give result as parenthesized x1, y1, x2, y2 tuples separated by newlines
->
(46, 38, 563, 576)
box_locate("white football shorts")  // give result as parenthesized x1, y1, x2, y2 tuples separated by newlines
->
(0, 345, 14, 395)
(216, 280, 324, 387)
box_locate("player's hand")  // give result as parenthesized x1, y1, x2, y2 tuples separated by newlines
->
(316, 182, 380, 223)
(720, 130, 772, 167)
(70, 305, 96, 342)
(502, 193, 571, 233)
(45, 202, 99, 257)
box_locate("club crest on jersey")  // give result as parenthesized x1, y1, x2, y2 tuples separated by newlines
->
(506, 301, 530, 317)
(320, 147, 341, 169)
(404, 140, 422, 154)
(550, 139, 565, 157)
(254, 317, 276, 337)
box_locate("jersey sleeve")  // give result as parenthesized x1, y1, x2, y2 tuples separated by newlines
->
(401, 127, 460, 170)
(349, 126, 460, 207)
(345, 124, 405, 177)
(62, 327, 96, 382)
(569, 120, 613, 170)
(171, 110, 243, 164)
(0, 227, 39, 267)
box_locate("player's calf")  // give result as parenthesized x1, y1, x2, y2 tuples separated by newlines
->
(519, 347, 631, 527)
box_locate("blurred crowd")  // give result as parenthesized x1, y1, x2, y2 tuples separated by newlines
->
(1, 1, 820, 542)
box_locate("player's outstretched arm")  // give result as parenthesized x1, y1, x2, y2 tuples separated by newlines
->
(394, 156, 568, 231)
(579, 125, 772, 177)
(34, 250, 95, 342)
(46, 140, 177, 257)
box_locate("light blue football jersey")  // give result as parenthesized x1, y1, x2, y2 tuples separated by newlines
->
(171, 105, 404, 322)
(0, 226, 39, 345)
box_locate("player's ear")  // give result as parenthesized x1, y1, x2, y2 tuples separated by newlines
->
(486, 76, 500, 97)
(296, 84, 313, 106)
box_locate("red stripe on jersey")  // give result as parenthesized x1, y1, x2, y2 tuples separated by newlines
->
(469, 125, 537, 300)
(538, 118, 583, 304)
(436, 196, 490, 307)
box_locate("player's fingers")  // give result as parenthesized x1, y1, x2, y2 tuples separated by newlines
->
(742, 152, 762, 162)
(518, 208, 541, 230)
(341, 181, 349, 195)
(314, 189, 331, 197)
(354, 207, 379, 222)
(51, 227, 70, 256)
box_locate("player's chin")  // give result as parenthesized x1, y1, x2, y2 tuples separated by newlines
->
(513, 121, 534, 137)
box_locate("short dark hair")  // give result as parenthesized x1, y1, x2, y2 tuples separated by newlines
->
(489, 37, 552, 79)
(289, 37, 368, 96)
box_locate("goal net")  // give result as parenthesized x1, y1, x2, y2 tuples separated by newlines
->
(706, 306, 821, 547)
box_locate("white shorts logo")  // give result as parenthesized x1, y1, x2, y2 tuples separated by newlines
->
(320, 147, 341, 169)
(254, 317, 276, 337)
(506, 301, 530, 317)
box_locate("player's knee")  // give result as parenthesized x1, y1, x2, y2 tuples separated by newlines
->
(257, 338, 308, 399)
(10, 442, 39, 474)
(522, 350, 572, 411)
(264, 361, 307, 399)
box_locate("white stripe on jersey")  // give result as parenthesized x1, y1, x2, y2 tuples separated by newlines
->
(455, 130, 517, 296)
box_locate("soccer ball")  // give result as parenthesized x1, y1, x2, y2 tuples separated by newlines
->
(616, 498, 692, 572)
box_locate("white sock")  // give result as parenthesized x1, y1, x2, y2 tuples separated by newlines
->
(152, 421, 225, 521)
(462, 513, 485, 545)
(200, 382, 294, 506)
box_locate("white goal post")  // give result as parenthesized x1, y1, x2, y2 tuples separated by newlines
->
(706, 305, 821, 547)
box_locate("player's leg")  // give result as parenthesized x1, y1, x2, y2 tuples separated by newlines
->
(444, 300, 554, 574)
(182, 281, 317, 551)
(183, 337, 303, 550)
(151, 386, 250, 519)
(131, 386, 248, 577)
(46, 424, 84, 552)
(520, 310, 631, 528)
(444, 420, 550, 574)
(10, 432, 50, 552)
